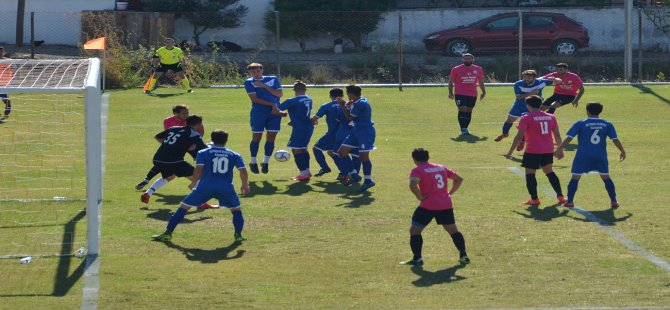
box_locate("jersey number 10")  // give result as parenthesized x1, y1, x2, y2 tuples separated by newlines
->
(212, 157, 230, 174)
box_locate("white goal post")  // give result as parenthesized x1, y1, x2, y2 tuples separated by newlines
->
(0, 58, 103, 258)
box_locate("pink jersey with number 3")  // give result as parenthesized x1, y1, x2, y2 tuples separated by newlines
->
(410, 163, 456, 211)
(517, 111, 558, 154)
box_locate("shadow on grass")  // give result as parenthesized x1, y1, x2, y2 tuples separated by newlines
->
(450, 134, 488, 143)
(513, 203, 569, 222)
(311, 180, 376, 208)
(631, 84, 670, 105)
(148, 92, 185, 98)
(247, 181, 279, 196)
(152, 193, 184, 205)
(161, 240, 245, 263)
(409, 264, 467, 287)
(568, 207, 633, 226)
(282, 181, 313, 196)
(143, 208, 212, 223)
(0, 209, 87, 297)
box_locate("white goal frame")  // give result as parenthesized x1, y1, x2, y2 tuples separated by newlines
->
(0, 58, 103, 257)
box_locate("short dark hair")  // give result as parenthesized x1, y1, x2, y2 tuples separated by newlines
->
(247, 62, 263, 70)
(412, 148, 430, 163)
(525, 95, 543, 108)
(211, 130, 229, 145)
(186, 115, 202, 127)
(555, 63, 569, 69)
(329, 88, 343, 98)
(172, 104, 188, 114)
(346, 85, 362, 97)
(293, 80, 307, 91)
(586, 102, 603, 115)
(521, 69, 538, 77)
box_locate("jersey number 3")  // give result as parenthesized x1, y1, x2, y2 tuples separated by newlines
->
(434, 174, 445, 189)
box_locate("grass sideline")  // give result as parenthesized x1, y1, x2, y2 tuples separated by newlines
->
(2, 85, 670, 308)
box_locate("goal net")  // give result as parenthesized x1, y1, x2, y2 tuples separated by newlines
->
(0, 58, 103, 261)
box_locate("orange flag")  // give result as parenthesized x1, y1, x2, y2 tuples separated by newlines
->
(83, 37, 106, 50)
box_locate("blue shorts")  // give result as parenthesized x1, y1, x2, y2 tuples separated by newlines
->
(250, 111, 281, 133)
(333, 134, 359, 156)
(287, 126, 314, 149)
(571, 155, 609, 175)
(0, 94, 8, 99)
(182, 184, 241, 209)
(342, 126, 376, 152)
(508, 101, 529, 118)
(314, 132, 336, 151)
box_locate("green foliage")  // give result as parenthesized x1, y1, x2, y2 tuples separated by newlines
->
(656, 71, 666, 81)
(142, 0, 248, 47)
(264, 11, 318, 52)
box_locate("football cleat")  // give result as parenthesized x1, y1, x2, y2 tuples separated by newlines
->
(360, 180, 376, 192)
(261, 163, 269, 174)
(135, 179, 149, 191)
(563, 202, 575, 208)
(400, 258, 423, 266)
(314, 168, 332, 177)
(144, 90, 151, 95)
(516, 140, 525, 151)
(151, 232, 172, 241)
(292, 173, 312, 182)
(197, 203, 214, 210)
(459, 255, 471, 265)
(342, 174, 362, 186)
(140, 193, 151, 204)
(494, 134, 508, 142)
(249, 163, 259, 174)
(187, 89, 193, 93)
(557, 196, 567, 203)
(522, 199, 541, 205)
(336, 174, 345, 181)
(234, 233, 247, 242)
(611, 201, 619, 209)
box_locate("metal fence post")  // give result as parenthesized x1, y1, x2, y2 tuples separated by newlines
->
(518, 10, 523, 78)
(398, 12, 403, 91)
(275, 10, 281, 77)
(625, 0, 633, 81)
(30, 12, 35, 59)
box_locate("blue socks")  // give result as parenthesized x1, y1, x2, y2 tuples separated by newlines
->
(264, 141, 275, 157)
(352, 156, 361, 174)
(250, 141, 260, 157)
(603, 179, 617, 202)
(361, 160, 372, 181)
(232, 210, 244, 234)
(502, 122, 513, 135)
(567, 179, 579, 203)
(294, 152, 310, 171)
(166, 207, 188, 233)
(313, 150, 329, 170)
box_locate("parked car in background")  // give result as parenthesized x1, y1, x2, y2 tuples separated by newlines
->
(423, 12, 589, 56)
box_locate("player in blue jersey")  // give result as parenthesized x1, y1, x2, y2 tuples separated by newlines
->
(244, 63, 283, 174)
(310, 88, 344, 177)
(334, 85, 376, 192)
(554, 102, 626, 209)
(152, 129, 250, 242)
(495, 70, 561, 151)
(277, 81, 314, 181)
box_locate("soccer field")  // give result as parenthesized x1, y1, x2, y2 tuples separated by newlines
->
(2, 85, 670, 309)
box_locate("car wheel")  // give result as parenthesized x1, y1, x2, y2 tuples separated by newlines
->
(553, 39, 578, 56)
(445, 40, 471, 56)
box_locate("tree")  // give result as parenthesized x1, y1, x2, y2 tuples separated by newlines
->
(143, 0, 248, 47)
(264, 10, 319, 52)
(271, 0, 396, 50)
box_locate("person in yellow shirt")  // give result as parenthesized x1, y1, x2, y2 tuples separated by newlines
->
(144, 38, 192, 94)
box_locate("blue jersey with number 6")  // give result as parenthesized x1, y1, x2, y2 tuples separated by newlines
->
(195, 146, 245, 187)
(566, 117, 618, 160)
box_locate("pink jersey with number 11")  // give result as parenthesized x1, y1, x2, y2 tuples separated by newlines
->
(517, 111, 558, 154)
(410, 163, 456, 211)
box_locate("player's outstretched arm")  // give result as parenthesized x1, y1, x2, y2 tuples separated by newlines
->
(505, 130, 524, 159)
(238, 168, 250, 195)
(448, 173, 463, 195)
(613, 139, 626, 161)
(188, 165, 203, 190)
(409, 177, 425, 201)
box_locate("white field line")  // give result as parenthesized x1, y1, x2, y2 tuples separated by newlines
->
(507, 166, 670, 274)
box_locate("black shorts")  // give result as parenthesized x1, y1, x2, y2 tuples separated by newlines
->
(155, 63, 183, 73)
(542, 94, 575, 107)
(153, 161, 194, 178)
(454, 95, 477, 108)
(521, 153, 554, 169)
(411, 207, 455, 227)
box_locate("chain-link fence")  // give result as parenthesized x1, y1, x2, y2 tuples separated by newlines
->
(1, 2, 669, 85)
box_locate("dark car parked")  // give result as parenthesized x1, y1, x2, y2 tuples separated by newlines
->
(423, 12, 589, 56)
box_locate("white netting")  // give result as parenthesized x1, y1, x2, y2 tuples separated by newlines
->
(0, 59, 91, 90)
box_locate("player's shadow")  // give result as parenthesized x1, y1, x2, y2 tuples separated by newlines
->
(148, 92, 184, 98)
(311, 180, 355, 195)
(632, 84, 670, 105)
(450, 134, 488, 143)
(144, 208, 212, 223)
(248, 181, 279, 196)
(409, 264, 467, 287)
(161, 241, 245, 263)
(336, 191, 376, 208)
(504, 155, 523, 163)
(513, 203, 569, 222)
(283, 181, 313, 196)
(568, 208, 633, 226)
(151, 193, 184, 205)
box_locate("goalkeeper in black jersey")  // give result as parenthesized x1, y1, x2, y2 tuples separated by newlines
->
(141, 115, 208, 206)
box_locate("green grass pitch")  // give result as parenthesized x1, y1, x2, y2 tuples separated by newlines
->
(1, 85, 669, 309)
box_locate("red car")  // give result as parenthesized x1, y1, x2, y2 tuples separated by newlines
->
(423, 12, 589, 56)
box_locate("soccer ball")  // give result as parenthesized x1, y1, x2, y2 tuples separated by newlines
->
(274, 149, 291, 162)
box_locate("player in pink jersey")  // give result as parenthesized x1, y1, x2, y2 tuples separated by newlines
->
(448, 53, 486, 135)
(504, 96, 565, 206)
(135, 104, 205, 190)
(541, 63, 585, 114)
(400, 148, 469, 266)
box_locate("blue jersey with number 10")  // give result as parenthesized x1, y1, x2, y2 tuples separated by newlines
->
(195, 146, 245, 188)
(566, 117, 618, 159)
